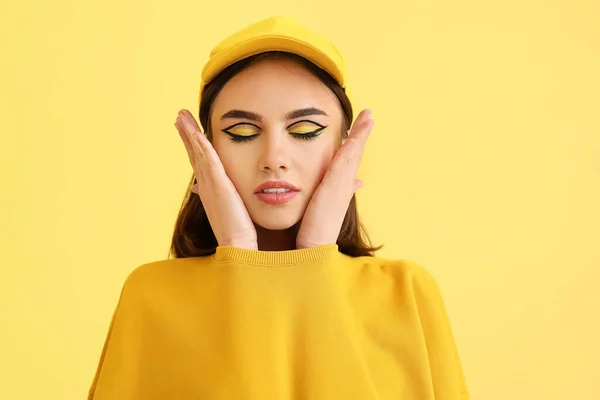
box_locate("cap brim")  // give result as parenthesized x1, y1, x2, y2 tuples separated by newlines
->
(198, 35, 346, 106)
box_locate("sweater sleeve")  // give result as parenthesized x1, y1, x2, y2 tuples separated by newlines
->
(87, 280, 130, 400)
(87, 302, 118, 400)
(409, 261, 470, 400)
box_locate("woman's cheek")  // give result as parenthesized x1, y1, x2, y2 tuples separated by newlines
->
(216, 150, 241, 179)
(307, 153, 334, 191)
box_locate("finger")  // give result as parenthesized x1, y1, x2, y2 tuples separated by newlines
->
(340, 118, 374, 170)
(343, 119, 374, 173)
(360, 109, 372, 123)
(177, 110, 224, 171)
(178, 109, 202, 131)
(175, 122, 196, 164)
(354, 118, 375, 145)
(349, 111, 374, 142)
(353, 109, 371, 127)
(176, 113, 204, 159)
(322, 120, 374, 191)
(342, 110, 372, 146)
(177, 110, 203, 143)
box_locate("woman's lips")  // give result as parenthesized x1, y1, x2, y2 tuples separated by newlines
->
(254, 180, 300, 193)
(255, 190, 299, 205)
(254, 181, 300, 205)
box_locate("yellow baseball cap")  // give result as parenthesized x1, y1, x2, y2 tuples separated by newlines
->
(198, 16, 349, 107)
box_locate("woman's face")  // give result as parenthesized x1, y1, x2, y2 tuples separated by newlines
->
(210, 57, 345, 230)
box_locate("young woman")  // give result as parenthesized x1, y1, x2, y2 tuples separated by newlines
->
(88, 16, 470, 400)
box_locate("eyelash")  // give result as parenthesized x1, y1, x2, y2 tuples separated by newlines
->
(222, 121, 326, 143)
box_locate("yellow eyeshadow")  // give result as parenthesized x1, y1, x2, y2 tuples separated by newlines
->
(227, 126, 258, 136)
(289, 125, 321, 134)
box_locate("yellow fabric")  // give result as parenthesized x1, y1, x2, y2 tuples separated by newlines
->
(88, 245, 469, 400)
(198, 16, 349, 107)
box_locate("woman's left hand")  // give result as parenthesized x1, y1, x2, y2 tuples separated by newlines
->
(296, 109, 374, 249)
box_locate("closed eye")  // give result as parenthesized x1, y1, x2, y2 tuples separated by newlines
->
(288, 120, 327, 140)
(290, 126, 327, 140)
(222, 122, 260, 142)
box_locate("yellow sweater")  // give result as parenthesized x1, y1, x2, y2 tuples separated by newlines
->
(88, 245, 469, 399)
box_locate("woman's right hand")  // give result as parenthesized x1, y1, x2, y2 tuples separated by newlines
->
(175, 109, 258, 250)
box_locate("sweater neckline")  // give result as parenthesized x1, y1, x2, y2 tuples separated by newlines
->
(212, 244, 341, 266)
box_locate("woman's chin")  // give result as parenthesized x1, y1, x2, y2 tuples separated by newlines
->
(251, 213, 301, 231)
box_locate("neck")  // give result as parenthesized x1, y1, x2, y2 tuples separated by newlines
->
(255, 223, 300, 251)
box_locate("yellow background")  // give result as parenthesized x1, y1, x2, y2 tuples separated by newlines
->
(2, 0, 598, 398)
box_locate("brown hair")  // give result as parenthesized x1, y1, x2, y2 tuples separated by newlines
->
(168, 51, 382, 259)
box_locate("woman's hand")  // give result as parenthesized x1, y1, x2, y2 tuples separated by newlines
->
(175, 109, 258, 250)
(296, 109, 374, 249)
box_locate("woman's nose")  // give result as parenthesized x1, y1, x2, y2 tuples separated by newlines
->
(258, 134, 289, 172)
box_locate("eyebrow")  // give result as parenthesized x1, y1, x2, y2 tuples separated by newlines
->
(220, 107, 328, 122)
